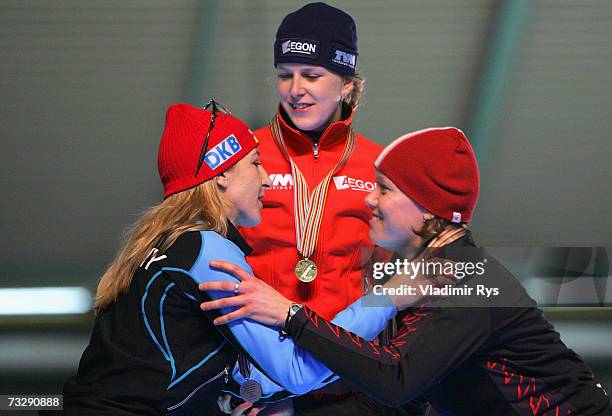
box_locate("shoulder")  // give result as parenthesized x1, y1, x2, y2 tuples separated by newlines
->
(354, 132, 383, 153)
(253, 125, 273, 143)
(162, 231, 203, 271)
(163, 230, 244, 270)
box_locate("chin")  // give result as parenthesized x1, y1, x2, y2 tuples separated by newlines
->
(289, 117, 319, 132)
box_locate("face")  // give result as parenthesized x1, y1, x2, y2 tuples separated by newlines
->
(218, 149, 271, 227)
(365, 171, 434, 250)
(276, 63, 353, 132)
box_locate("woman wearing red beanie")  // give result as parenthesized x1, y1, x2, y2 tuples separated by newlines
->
(61, 102, 280, 414)
(201, 127, 611, 415)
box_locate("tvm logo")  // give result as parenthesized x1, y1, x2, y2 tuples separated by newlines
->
(269, 173, 294, 189)
(332, 50, 356, 68)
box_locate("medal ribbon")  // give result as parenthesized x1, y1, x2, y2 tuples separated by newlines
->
(270, 114, 356, 258)
(427, 226, 467, 248)
(237, 353, 251, 379)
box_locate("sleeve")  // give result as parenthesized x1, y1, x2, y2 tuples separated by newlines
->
(285, 301, 491, 406)
(230, 293, 397, 398)
(188, 231, 397, 395)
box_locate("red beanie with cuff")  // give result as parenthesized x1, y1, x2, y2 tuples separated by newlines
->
(374, 127, 479, 223)
(157, 103, 259, 198)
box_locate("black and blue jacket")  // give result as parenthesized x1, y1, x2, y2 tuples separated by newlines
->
(63, 223, 395, 415)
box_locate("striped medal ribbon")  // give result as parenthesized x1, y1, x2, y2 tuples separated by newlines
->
(427, 226, 467, 248)
(270, 114, 356, 283)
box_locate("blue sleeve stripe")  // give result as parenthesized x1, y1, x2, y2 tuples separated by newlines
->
(160, 282, 177, 382)
(141, 271, 171, 363)
(167, 339, 227, 390)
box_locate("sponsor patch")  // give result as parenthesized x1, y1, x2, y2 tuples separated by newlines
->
(331, 48, 356, 69)
(205, 134, 242, 170)
(332, 175, 376, 192)
(269, 173, 294, 190)
(279, 38, 320, 59)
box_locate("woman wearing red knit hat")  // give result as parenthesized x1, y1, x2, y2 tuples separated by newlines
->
(61, 102, 280, 414)
(201, 127, 611, 415)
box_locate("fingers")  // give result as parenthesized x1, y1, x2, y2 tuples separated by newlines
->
(213, 308, 249, 325)
(231, 401, 254, 416)
(200, 295, 248, 312)
(210, 260, 254, 282)
(199, 280, 237, 292)
(246, 405, 266, 416)
(218, 393, 232, 414)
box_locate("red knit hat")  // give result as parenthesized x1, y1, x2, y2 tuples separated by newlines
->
(374, 127, 479, 223)
(157, 103, 259, 198)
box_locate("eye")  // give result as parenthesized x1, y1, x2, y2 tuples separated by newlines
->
(277, 73, 291, 80)
(303, 73, 321, 80)
(378, 184, 389, 194)
(253, 161, 262, 167)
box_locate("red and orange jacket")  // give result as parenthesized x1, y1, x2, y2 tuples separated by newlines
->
(240, 107, 382, 320)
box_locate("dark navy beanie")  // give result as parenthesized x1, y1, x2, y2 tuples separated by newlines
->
(274, 2, 358, 77)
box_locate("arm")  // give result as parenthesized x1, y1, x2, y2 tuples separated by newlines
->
(229, 293, 397, 397)
(285, 302, 490, 406)
(191, 231, 396, 395)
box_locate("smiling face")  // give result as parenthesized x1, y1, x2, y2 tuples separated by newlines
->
(365, 170, 434, 251)
(217, 149, 271, 227)
(276, 63, 353, 132)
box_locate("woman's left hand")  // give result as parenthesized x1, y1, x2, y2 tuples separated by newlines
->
(199, 260, 292, 326)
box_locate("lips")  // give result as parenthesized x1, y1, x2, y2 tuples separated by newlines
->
(371, 211, 383, 220)
(289, 102, 314, 112)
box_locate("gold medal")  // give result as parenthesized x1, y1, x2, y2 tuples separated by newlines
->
(295, 258, 318, 283)
(270, 115, 355, 284)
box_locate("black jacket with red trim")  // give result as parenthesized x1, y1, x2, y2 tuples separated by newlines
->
(286, 232, 612, 415)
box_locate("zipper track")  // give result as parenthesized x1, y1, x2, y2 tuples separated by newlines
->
(166, 365, 229, 411)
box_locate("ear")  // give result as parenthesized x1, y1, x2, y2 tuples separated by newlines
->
(423, 211, 435, 221)
(341, 78, 354, 101)
(215, 172, 229, 190)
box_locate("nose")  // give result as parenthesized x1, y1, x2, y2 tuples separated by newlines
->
(260, 165, 272, 189)
(365, 188, 378, 209)
(290, 75, 305, 97)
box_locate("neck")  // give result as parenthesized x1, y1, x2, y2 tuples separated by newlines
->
(280, 102, 345, 137)
(396, 238, 426, 261)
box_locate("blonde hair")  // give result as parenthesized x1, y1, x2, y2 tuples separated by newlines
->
(94, 180, 227, 311)
(342, 71, 365, 109)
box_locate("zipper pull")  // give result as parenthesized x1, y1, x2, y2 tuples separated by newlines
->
(224, 365, 229, 384)
(313, 141, 319, 158)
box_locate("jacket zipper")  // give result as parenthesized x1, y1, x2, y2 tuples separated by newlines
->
(313, 140, 319, 159)
(166, 365, 230, 411)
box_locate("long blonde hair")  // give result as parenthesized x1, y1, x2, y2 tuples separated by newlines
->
(94, 180, 227, 311)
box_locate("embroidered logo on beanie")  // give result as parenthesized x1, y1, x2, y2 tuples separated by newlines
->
(331, 48, 356, 69)
(280, 39, 320, 58)
(204, 134, 242, 170)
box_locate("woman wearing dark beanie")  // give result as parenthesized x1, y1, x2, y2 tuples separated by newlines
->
(202, 127, 611, 415)
(238, 2, 390, 414)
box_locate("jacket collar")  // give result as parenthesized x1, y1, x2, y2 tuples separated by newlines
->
(275, 104, 355, 153)
(227, 220, 253, 256)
